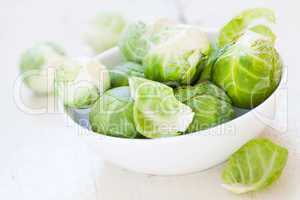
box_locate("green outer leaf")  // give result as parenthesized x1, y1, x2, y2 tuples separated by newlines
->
(218, 8, 276, 47)
(199, 45, 230, 82)
(212, 34, 282, 108)
(129, 77, 194, 138)
(109, 62, 144, 87)
(222, 138, 288, 194)
(89, 86, 139, 138)
(175, 81, 232, 104)
(175, 82, 234, 133)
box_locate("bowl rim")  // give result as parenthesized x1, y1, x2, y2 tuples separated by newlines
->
(65, 26, 287, 143)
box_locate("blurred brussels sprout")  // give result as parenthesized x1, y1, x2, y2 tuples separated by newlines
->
(83, 12, 127, 54)
(89, 86, 139, 138)
(129, 77, 194, 138)
(212, 32, 282, 108)
(175, 82, 234, 132)
(144, 25, 211, 85)
(19, 42, 66, 94)
(218, 8, 276, 47)
(110, 62, 144, 87)
(222, 138, 288, 194)
(55, 58, 110, 109)
(118, 18, 174, 63)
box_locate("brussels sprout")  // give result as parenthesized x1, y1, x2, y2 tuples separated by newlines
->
(222, 138, 288, 194)
(144, 25, 211, 85)
(118, 18, 174, 63)
(110, 62, 144, 87)
(175, 82, 234, 132)
(129, 77, 194, 138)
(89, 86, 139, 138)
(19, 42, 66, 94)
(83, 12, 127, 53)
(199, 45, 230, 82)
(218, 8, 276, 47)
(212, 32, 282, 108)
(55, 58, 110, 109)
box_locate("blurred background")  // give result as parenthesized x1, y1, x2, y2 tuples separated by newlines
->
(1, 0, 300, 200)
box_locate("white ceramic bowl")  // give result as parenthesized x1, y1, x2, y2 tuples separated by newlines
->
(66, 28, 285, 175)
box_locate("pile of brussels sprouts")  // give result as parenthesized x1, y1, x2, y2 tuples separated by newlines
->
(90, 8, 282, 139)
(19, 8, 288, 194)
(20, 8, 283, 139)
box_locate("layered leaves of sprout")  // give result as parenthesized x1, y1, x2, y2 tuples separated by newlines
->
(212, 32, 282, 108)
(175, 82, 234, 132)
(144, 25, 211, 85)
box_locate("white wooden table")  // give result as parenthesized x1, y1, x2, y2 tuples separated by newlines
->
(1, 0, 300, 199)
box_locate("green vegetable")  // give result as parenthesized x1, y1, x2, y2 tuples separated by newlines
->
(55, 58, 110, 109)
(19, 42, 66, 94)
(218, 8, 276, 47)
(212, 32, 282, 108)
(129, 77, 194, 138)
(222, 138, 288, 194)
(118, 18, 173, 63)
(110, 62, 144, 87)
(199, 45, 230, 82)
(89, 86, 139, 138)
(83, 12, 127, 53)
(144, 25, 211, 85)
(175, 82, 234, 132)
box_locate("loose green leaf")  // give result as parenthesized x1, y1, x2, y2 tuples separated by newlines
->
(222, 138, 288, 194)
(129, 77, 194, 138)
(218, 8, 276, 47)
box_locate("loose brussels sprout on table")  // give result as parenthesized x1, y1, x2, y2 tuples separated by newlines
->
(55, 58, 110, 109)
(83, 12, 127, 54)
(222, 138, 288, 194)
(175, 82, 235, 133)
(109, 62, 144, 87)
(19, 42, 66, 94)
(89, 86, 139, 138)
